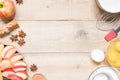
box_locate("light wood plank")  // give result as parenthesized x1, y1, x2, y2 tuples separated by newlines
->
(23, 52, 106, 80)
(0, 21, 109, 53)
(13, 0, 101, 20)
(0, 0, 112, 80)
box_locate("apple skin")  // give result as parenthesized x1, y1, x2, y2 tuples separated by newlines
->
(2, 68, 15, 77)
(7, 74, 23, 80)
(0, 0, 15, 19)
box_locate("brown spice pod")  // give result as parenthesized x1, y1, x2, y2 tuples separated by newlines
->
(32, 74, 46, 80)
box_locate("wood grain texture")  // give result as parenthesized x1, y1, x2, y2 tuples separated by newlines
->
(0, 0, 111, 80)
(23, 52, 106, 80)
(0, 21, 109, 53)
(13, 0, 102, 20)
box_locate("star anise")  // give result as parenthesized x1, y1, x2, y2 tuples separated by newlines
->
(16, 0, 23, 5)
(18, 30, 26, 38)
(10, 35, 18, 42)
(30, 64, 38, 72)
(18, 38, 25, 46)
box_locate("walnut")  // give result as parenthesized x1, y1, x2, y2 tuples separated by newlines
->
(30, 64, 38, 72)
(18, 38, 25, 46)
(18, 30, 26, 38)
(10, 35, 18, 42)
(16, 0, 23, 5)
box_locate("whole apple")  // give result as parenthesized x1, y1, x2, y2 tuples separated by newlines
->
(0, 0, 15, 19)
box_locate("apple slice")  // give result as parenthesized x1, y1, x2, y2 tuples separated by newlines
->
(1, 45, 14, 58)
(0, 59, 13, 71)
(4, 48, 17, 59)
(7, 74, 23, 80)
(0, 71, 3, 80)
(10, 53, 23, 63)
(13, 61, 27, 72)
(0, 43, 4, 63)
(16, 71, 28, 80)
(0, 43, 4, 55)
(2, 68, 15, 77)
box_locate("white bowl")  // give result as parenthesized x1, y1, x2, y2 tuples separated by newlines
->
(96, 0, 120, 13)
(88, 66, 119, 80)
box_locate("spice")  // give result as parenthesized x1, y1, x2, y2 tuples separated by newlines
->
(19, 30, 26, 38)
(16, 0, 23, 5)
(18, 38, 25, 46)
(0, 19, 19, 37)
(30, 64, 38, 72)
(9, 30, 26, 46)
(10, 35, 18, 42)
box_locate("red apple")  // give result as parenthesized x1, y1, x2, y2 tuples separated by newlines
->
(0, 0, 15, 19)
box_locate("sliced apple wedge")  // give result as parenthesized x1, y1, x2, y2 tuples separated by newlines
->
(0, 56, 2, 64)
(2, 68, 15, 77)
(0, 71, 2, 80)
(0, 43, 4, 63)
(16, 71, 28, 80)
(13, 61, 27, 72)
(1, 45, 14, 58)
(10, 53, 23, 63)
(0, 59, 13, 71)
(0, 43, 4, 55)
(4, 48, 16, 59)
(7, 74, 23, 80)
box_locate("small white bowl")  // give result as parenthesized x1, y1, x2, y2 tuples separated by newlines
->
(96, 0, 120, 13)
(91, 49, 105, 63)
(88, 66, 119, 80)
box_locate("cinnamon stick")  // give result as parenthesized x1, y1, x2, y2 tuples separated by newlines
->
(0, 19, 19, 37)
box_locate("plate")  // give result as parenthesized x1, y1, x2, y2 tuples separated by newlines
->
(96, 0, 120, 13)
(88, 66, 119, 80)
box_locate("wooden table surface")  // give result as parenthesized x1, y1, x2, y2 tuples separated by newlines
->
(0, 0, 113, 80)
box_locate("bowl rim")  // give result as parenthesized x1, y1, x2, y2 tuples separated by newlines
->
(96, 0, 120, 13)
(88, 66, 119, 80)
